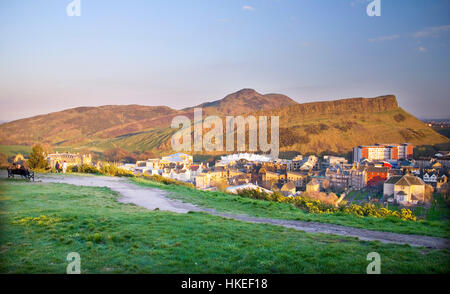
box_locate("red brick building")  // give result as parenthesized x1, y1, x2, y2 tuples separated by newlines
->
(366, 167, 390, 187)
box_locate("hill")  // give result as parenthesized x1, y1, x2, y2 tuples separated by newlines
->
(185, 88, 297, 116)
(0, 90, 447, 157)
(0, 105, 179, 146)
(103, 94, 447, 155)
(261, 95, 447, 154)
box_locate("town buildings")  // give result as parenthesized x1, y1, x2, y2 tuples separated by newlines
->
(353, 143, 413, 163)
(383, 174, 426, 205)
(286, 171, 308, 189)
(349, 165, 367, 190)
(306, 179, 320, 193)
(160, 153, 193, 167)
(322, 156, 348, 169)
(292, 155, 318, 171)
(325, 167, 350, 192)
(110, 145, 446, 208)
(280, 182, 296, 196)
(47, 152, 92, 168)
(226, 183, 273, 195)
(366, 167, 390, 187)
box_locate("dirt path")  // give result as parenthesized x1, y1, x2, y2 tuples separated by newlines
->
(9, 172, 449, 250)
(37, 173, 201, 214)
(205, 210, 449, 249)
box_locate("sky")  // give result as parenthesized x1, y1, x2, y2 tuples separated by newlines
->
(0, 0, 449, 121)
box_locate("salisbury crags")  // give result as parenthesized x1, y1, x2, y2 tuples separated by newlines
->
(0, 89, 447, 155)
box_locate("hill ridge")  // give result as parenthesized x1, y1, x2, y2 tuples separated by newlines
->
(0, 90, 447, 155)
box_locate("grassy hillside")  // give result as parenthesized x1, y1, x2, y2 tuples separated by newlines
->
(255, 95, 448, 154)
(84, 97, 448, 156)
(0, 105, 178, 146)
(87, 127, 177, 153)
(277, 108, 448, 154)
(0, 90, 447, 156)
(1, 179, 448, 273)
(132, 178, 449, 238)
(0, 145, 32, 158)
(185, 88, 297, 116)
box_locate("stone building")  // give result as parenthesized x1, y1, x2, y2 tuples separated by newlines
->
(383, 174, 425, 205)
(47, 152, 92, 168)
(306, 179, 320, 193)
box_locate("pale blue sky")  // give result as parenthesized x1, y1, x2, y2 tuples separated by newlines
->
(0, 0, 449, 121)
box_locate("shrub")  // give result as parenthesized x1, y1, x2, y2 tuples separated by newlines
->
(394, 113, 406, 122)
(304, 124, 321, 135)
(99, 165, 134, 177)
(235, 187, 416, 221)
(87, 233, 104, 244)
(319, 123, 329, 131)
(71, 164, 99, 174)
(27, 144, 48, 170)
(143, 174, 194, 188)
(302, 191, 339, 206)
(115, 168, 134, 177)
(333, 121, 356, 132)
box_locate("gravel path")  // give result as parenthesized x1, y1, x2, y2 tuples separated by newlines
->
(205, 210, 449, 249)
(37, 173, 201, 214)
(5, 172, 449, 249)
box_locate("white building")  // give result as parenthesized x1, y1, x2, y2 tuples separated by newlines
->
(383, 175, 425, 205)
(423, 173, 438, 184)
(167, 169, 192, 183)
(294, 155, 318, 171)
(226, 183, 273, 194)
(322, 155, 348, 168)
(161, 153, 193, 165)
(216, 153, 273, 167)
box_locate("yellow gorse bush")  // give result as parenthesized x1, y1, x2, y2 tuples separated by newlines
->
(236, 189, 417, 221)
(143, 174, 195, 188)
(13, 215, 62, 226)
(67, 164, 134, 177)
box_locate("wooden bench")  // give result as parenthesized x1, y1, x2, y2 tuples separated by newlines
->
(7, 166, 35, 181)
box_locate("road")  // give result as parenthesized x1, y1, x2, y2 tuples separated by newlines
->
(3, 172, 449, 249)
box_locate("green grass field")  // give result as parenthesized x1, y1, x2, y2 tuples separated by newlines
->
(132, 178, 450, 238)
(0, 179, 449, 274)
(0, 145, 32, 158)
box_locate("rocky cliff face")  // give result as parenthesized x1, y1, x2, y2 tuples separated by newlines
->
(260, 95, 399, 118)
(0, 91, 447, 155)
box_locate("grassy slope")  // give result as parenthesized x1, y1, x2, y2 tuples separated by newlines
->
(86, 127, 176, 153)
(0, 179, 448, 274)
(132, 178, 450, 238)
(280, 109, 448, 154)
(0, 96, 447, 156)
(0, 145, 32, 158)
(79, 108, 448, 155)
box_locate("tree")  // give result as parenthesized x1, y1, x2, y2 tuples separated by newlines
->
(134, 150, 157, 161)
(438, 182, 449, 200)
(321, 179, 330, 191)
(27, 144, 48, 170)
(0, 152, 8, 168)
(424, 184, 434, 203)
(216, 180, 229, 193)
(103, 147, 136, 163)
